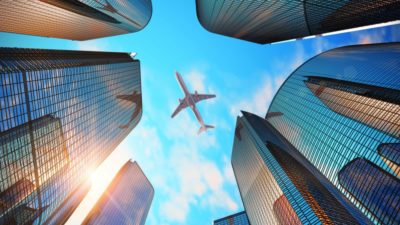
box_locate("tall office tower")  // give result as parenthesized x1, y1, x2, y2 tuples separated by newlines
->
(196, 0, 400, 44)
(213, 211, 250, 225)
(231, 43, 400, 225)
(233, 112, 374, 225)
(0, 0, 152, 40)
(83, 161, 154, 225)
(0, 48, 142, 224)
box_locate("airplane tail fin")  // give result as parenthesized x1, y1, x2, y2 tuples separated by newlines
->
(198, 124, 214, 134)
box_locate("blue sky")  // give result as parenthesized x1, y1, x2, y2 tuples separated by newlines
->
(1, 1, 400, 225)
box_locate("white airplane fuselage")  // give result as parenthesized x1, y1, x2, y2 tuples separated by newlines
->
(176, 73, 206, 128)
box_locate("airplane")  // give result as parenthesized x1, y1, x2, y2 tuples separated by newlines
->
(116, 90, 142, 129)
(171, 71, 216, 134)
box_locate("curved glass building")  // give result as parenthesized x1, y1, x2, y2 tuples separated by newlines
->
(196, 0, 400, 44)
(0, 0, 152, 40)
(0, 48, 142, 224)
(232, 43, 400, 225)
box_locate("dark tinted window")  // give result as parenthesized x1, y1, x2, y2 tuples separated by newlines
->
(339, 158, 400, 225)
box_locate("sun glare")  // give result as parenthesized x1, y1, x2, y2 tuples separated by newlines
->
(90, 171, 101, 185)
(66, 147, 131, 225)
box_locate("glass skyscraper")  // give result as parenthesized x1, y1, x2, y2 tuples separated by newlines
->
(83, 161, 154, 225)
(232, 43, 400, 225)
(196, 0, 400, 44)
(213, 211, 250, 225)
(0, 0, 152, 40)
(0, 48, 142, 224)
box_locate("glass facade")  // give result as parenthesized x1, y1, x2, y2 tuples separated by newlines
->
(195, 0, 400, 44)
(378, 143, 400, 177)
(273, 195, 301, 225)
(83, 161, 154, 225)
(304, 76, 400, 138)
(263, 43, 400, 224)
(213, 211, 250, 225)
(378, 143, 400, 165)
(0, 0, 152, 40)
(232, 112, 368, 225)
(0, 48, 142, 224)
(338, 158, 400, 225)
(232, 118, 284, 225)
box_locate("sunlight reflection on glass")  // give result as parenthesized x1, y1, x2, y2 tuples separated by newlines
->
(65, 147, 131, 225)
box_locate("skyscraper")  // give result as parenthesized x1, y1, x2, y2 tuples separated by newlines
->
(213, 211, 250, 225)
(83, 161, 154, 225)
(0, 0, 152, 40)
(231, 43, 400, 225)
(196, 0, 400, 44)
(0, 48, 142, 224)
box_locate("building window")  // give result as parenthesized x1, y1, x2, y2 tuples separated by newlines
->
(338, 158, 400, 225)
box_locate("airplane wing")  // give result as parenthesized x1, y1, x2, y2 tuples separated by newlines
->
(171, 101, 189, 118)
(191, 94, 216, 104)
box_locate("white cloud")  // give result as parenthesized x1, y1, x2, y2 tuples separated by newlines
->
(127, 84, 238, 224)
(223, 155, 236, 184)
(353, 28, 386, 44)
(229, 74, 285, 118)
(291, 42, 306, 69)
(184, 68, 218, 106)
(161, 194, 190, 223)
(314, 37, 332, 54)
(229, 44, 306, 118)
(158, 145, 236, 223)
(205, 189, 238, 211)
(76, 42, 102, 51)
(274, 75, 286, 88)
(129, 117, 161, 157)
(75, 40, 113, 52)
(202, 162, 224, 191)
(186, 69, 206, 92)
(166, 104, 217, 145)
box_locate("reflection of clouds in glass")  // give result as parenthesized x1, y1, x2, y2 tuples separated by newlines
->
(1, 0, 152, 40)
(89, 0, 152, 29)
(301, 44, 400, 90)
(0, 48, 142, 224)
(267, 44, 400, 224)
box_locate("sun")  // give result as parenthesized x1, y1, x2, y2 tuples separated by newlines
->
(66, 148, 131, 225)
